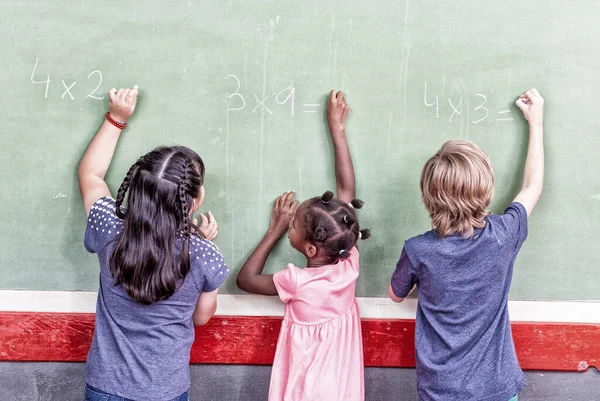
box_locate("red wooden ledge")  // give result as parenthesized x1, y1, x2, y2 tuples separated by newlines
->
(0, 313, 598, 371)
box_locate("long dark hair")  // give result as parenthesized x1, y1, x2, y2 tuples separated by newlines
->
(110, 146, 205, 305)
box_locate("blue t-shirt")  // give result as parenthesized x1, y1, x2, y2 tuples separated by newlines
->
(84, 197, 229, 401)
(391, 203, 528, 401)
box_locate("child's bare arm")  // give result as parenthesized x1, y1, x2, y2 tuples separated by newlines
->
(192, 288, 219, 326)
(236, 192, 298, 295)
(327, 90, 355, 203)
(514, 89, 545, 216)
(78, 86, 138, 215)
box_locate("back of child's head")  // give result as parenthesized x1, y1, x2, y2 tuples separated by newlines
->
(303, 191, 370, 262)
(420, 140, 494, 239)
(111, 146, 205, 305)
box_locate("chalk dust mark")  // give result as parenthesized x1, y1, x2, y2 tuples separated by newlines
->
(328, 14, 336, 80)
(385, 115, 393, 162)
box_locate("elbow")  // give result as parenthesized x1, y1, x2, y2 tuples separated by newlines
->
(236, 273, 251, 293)
(236, 276, 245, 292)
(77, 163, 86, 184)
(387, 284, 405, 303)
(390, 295, 405, 304)
(193, 304, 217, 326)
(194, 316, 212, 326)
(193, 315, 211, 326)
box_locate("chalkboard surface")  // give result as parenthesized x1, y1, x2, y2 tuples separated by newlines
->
(1, 0, 598, 300)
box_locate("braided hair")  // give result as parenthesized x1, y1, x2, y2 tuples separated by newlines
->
(110, 146, 205, 305)
(303, 191, 370, 262)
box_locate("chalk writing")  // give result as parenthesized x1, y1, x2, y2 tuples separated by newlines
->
(224, 75, 309, 118)
(424, 81, 517, 125)
(30, 58, 104, 101)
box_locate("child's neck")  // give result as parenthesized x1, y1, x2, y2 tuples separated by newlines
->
(305, 255, 336, 268)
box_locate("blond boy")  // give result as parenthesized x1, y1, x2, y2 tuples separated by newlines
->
(389, 89, 545, 401)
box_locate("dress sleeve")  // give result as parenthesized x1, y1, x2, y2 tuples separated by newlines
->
(273, 264, 297, 303)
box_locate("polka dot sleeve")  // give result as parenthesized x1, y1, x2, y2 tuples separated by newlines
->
(187, 235, 230, 293)
(84, 197, 123, 254)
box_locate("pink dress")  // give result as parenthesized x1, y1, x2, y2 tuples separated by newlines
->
(271, 247, 364, 401)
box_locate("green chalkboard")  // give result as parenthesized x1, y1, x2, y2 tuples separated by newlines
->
(1, 0, 599, 300)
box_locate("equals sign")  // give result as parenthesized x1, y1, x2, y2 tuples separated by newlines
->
(496, 110, 514, 121)
(303, 104, 320, 113)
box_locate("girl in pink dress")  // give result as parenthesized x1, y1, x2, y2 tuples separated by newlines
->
(237, 90, 370, 401)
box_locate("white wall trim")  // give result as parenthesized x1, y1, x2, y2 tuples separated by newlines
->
(0, 290, 599, 323)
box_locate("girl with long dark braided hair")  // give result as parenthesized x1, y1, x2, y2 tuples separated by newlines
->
(78, 86, 227, 401)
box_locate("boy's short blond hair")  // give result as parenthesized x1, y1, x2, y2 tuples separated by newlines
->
(420, 140, 494, 238)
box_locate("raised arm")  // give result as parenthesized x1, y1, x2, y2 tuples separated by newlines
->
(236, 191, 298, 295)
(513, 88, 544, 216)
(78, 86, 138, 215)
(327, 90, 355, 203)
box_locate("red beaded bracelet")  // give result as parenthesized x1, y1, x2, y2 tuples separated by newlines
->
(105, 112, 127, 130)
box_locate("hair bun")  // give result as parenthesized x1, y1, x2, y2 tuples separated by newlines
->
(343, 214, 355, 225)
(350, 199, 364, 209)
(314, 227, 327, 242)
(359, 229, 371, 240)
(339, 249, 351, 259)
(321, 191, 334, 204)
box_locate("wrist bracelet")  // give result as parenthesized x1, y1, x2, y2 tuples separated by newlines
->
(105, 112, 127, 130)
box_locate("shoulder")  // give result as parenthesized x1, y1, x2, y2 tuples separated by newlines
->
(187, 234, 230, 292)
(89, 196, 119, 221)
(85, 197, 124, 253)
(487, 202, 528, 248)
(404, 230, 436, 256)
(188, 234, 227, 271)
(273, 263, 299, 303)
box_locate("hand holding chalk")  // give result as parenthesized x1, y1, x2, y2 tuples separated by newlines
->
(516, 88, 544, 127)
(327, 90, 349, 135)
(108, 85, 139, 123)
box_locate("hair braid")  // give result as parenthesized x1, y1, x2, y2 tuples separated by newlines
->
(115, 162, 139, 219)
(178, 160, 193, 237)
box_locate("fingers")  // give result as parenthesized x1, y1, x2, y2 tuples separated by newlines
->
(205, 214, 218, 240)
(283, 191, 295, 206)
(273, 191, 296, 216)
(290, 200, 299, 212)
(208, 211, 218, 231)
(126, 85, 138, 103)
(342, 103, 349, 120)
(515, 97, 526, 111)
(520, 88, 542, 104)
(329, 90, 346, 103)
(275, 193, 284, 209)
(115, 88, 124, 102)
(110, 86, 139, 105)
(198, 212, 218, 240)
(329, 90, 336, 103)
